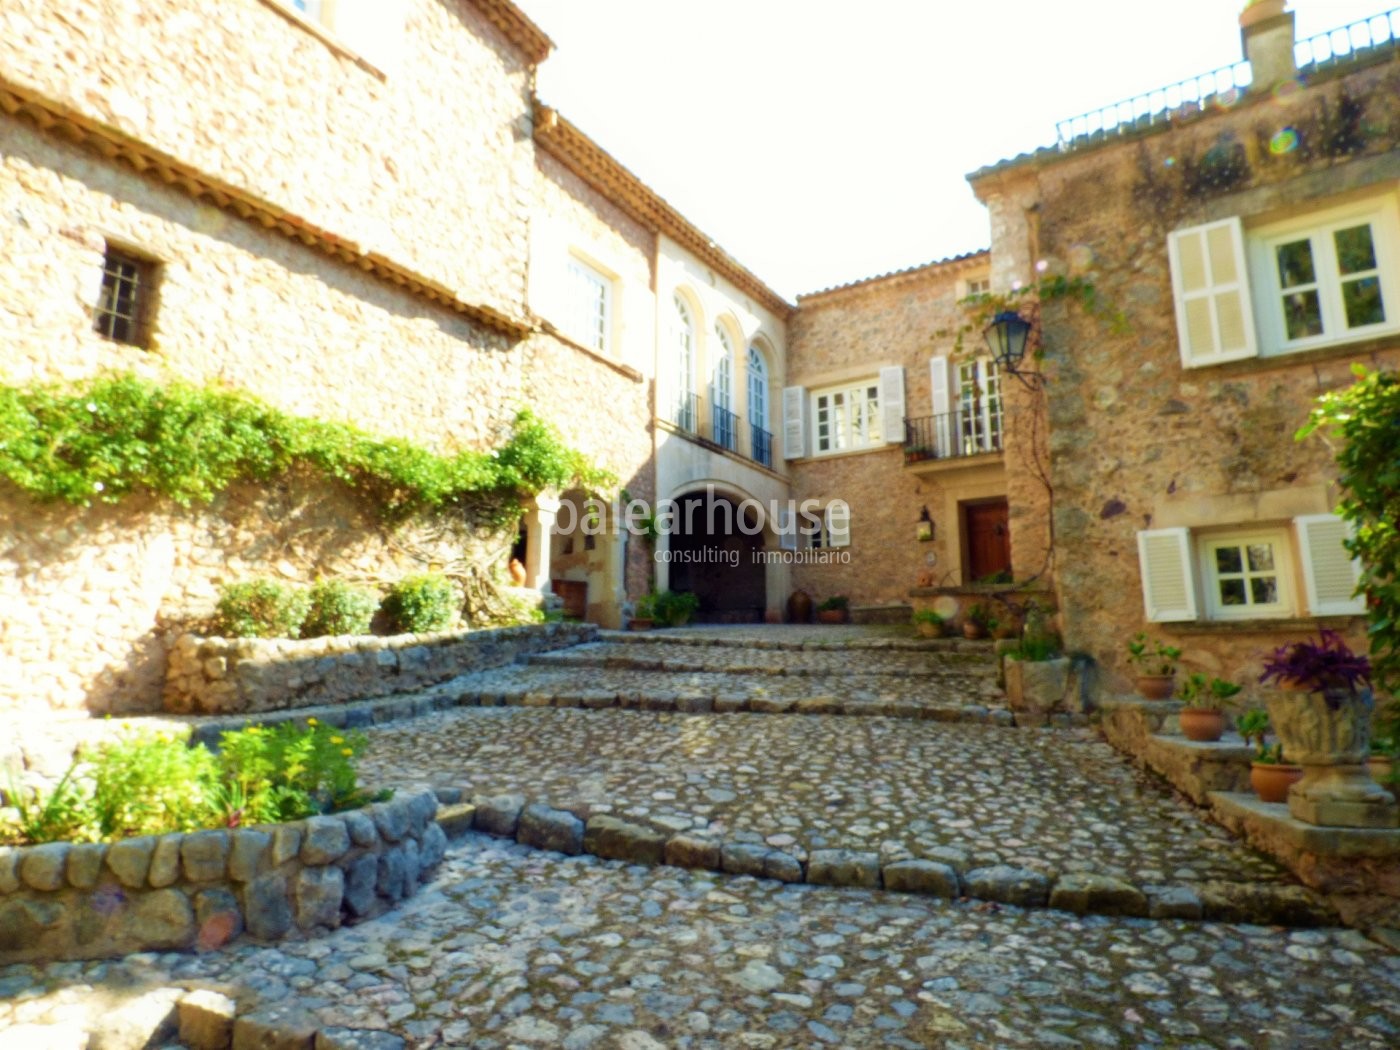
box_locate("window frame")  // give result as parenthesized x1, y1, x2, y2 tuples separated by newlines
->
(563, 254, 613, 355)
(810, 379, 881, 456)
(955, 357, 1004, 455)
(1197, 528, 1296, 621)
(1249, 196, 1400, 357)
(93, 244, 159, 349)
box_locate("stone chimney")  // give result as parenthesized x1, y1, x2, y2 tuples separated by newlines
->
(1240, 0, 1298, 90)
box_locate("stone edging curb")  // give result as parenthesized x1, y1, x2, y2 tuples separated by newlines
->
(431, 788, 1340, 930)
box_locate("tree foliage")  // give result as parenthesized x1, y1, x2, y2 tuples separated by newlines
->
(1300, 364, 1400, 690)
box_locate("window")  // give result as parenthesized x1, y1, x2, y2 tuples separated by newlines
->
(956, 358, 1003, 454)
(1200, 531, 1292, 620)
(94, 246, 157, 348)
(966, 277, 991, 297)
(747, 346, 771, 467)
(811, 382, 881, 454)
(1168, 196, 1400, 368)
(563, 257, 611, 354)
(291, 0, 325, 18)
(669, 295, 696, 430)
(1256, 206, 1395, 352)
(805, 505, 851, 550)
(711, 325, 736, 450)
(1136, 515, 1364, 623)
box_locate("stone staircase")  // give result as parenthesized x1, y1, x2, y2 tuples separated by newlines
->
(446, 627, 1010, 722)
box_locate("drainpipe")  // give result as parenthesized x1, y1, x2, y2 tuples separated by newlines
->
(1240, 0, 1297, 91)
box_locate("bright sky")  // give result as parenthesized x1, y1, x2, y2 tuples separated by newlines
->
(513, 0, 1391, 300)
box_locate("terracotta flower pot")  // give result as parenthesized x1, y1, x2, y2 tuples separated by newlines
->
(1251, 762, 1304, 805)
(1179, 707, 1227, 743)
(1135, 674, 1175, 701)
(787, 590, 813, 623)
(817, 609, 847, 624)
(962, 622, 985, 640)
(916, 621, 943, 638)
(627, 617, 653, 632)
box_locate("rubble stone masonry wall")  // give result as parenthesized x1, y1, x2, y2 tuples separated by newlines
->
(0, 0, 538, 314)
(1020, 58, 1400, 697)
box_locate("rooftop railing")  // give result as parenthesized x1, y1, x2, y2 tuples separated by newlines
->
(1054, 7, 1399, 151)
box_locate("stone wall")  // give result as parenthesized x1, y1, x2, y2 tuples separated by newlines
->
(786, 258, 1052, 608)
(0, 0, 538, 315)
(165, 622, 598, 715)
(974, 58, 1400, 695)
(0, 790, 446, 963)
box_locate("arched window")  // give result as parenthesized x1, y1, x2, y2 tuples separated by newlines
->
(711, 325, 736, 450)
(670, 294, 696, 431)
(747, 345, 771, 466)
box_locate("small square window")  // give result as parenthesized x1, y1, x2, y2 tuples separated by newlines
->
(94, 247, 158, 348)
(966, 277, 991, 297)
(1199, 531, 1293, 620)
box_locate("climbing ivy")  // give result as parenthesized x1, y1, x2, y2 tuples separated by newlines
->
(0, 372, 612, 524)
(1299, 364, 1400, 691)
(947, 274, 1129, 358)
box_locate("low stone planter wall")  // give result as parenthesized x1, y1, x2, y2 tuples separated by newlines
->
(164, 622, 599, 714)
(0, 790, 445, 963)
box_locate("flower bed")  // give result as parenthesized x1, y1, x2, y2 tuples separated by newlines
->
(0, 790, 445, 963)
(164, 622, 599, 714)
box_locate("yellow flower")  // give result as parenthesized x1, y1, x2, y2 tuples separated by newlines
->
(307, 717, 318, 726)
(340, 748, 353, 757)
(330, 736, 344, 745)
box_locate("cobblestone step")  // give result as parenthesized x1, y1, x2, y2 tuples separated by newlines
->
(597, 626, 994, 653)
(525, 641, 996, 677)
(427, 791, 1338, 929)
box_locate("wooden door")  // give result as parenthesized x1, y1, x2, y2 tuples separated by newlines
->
(964, 500, 1011, 582)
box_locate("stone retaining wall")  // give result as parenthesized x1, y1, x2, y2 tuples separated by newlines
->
(164, 622, 599, 715)
(0, 790, 444, 963)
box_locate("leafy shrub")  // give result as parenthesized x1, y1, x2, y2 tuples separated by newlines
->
(1177, 673, 1243, 712)
(1008, 637, 1059, 662)
(1259, 629, 1371, 695)
(817, 595, 850, 612)
(301, 580, 378, 638)
(212, 579, 311, 639)
(1125, 632, 1181, 677)
(0, 722, 383, 845)
(216, 718, 378, 824)
(653, 590, 700, 627)
(0, 372, 612, 524)
(87, 729, 222, 838)
(912, 609, 944, 625)
(380, 574, 458, 634)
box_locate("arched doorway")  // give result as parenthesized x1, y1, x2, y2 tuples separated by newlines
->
(667, 488, 766, 623)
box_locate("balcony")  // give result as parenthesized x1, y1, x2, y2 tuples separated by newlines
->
(903, 411, 1003, 470)
(666, 393, 776, 469)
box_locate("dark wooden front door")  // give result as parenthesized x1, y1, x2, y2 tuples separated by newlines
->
(964, 500, 1011, 582)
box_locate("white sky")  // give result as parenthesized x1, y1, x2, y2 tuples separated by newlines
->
(513, 0, 1392, 300)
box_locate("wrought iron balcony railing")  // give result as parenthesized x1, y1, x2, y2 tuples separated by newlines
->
(903, 411, 1003, 465)
(672, 392, 700, 434)
(750, 424, 773, 468)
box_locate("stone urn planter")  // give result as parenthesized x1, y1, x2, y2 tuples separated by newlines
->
(787, 589, 813, 624)
(1250, 761, 1303, 805)
(1266, 687, 1400, 828)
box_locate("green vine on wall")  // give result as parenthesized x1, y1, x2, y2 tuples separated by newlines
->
(0, 372, 612, 526)
(943, 274, 1129, 359)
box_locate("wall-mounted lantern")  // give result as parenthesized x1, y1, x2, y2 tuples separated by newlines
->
(916, 505, 934, 542)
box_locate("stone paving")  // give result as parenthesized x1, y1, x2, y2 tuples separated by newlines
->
(5, 834, 1397, 1049)
(358, 707, 1292, 892)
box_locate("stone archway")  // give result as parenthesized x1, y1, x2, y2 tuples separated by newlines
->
(667, 489, 766, 623)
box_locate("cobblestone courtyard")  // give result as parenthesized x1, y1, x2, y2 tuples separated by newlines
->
(5, 627, 1398, 1047)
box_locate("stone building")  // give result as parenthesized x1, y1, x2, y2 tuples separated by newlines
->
(969, 0, 1400, 697)
(2, 0, 1396, 715)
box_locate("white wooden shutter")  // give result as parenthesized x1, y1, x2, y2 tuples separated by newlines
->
(1166, 218, 1258, 368)
(929, 356, 953, 457)
(782, 386, 807, 459)
(879, 366, 905, 445)
(826, 503, 851, 548)
(1296, 514, 1366, 615)
(1136, 528, 1199, 622)
(334, 0, 406, 74)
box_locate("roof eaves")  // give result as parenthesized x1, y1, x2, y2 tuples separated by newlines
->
(468, 0, 554, 65)
(796, 249, 991, 303)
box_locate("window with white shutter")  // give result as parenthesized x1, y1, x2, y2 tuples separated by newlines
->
(826, 503, 851, 549)
(1295, 513, 1366, 616)
(1197, 530, 1293, 619)
(782, 386, 807, 460)
(879, 367, 905, 446)
(929, 356, 954, 457)
(1136, 528, 1199, 622)
(1167, 218, 1258, 368)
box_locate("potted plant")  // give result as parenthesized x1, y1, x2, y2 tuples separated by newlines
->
(1238, 708, 1303, 804)
(912, 608, 945, 638)
(962, 603, 993, 640)
(1125, 632, 1181, 700)
(629, 593, 656, 631)
(816, 595, 850, 624)
(653, 590, 700, 628)
(1259, 631, 1397, 828)
(1175, 672, 1243, 742)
